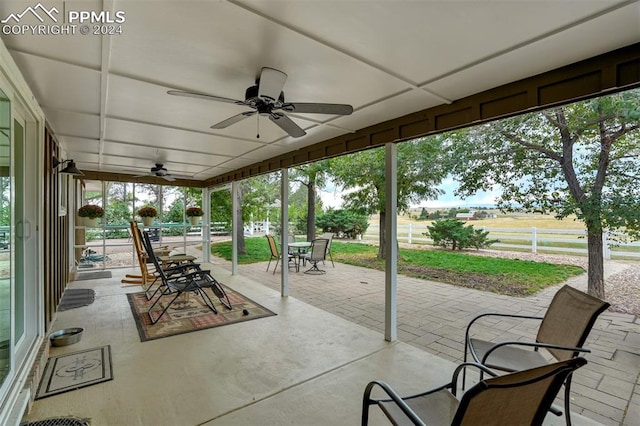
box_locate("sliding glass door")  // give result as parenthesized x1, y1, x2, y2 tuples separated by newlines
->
(0, 89, 9, 392)
(0, 88, 38, 398)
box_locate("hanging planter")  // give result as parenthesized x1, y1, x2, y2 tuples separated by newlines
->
(186, 206, 204, 226)
(77, 204, 104, 227)
(137, 206, 157, 227)
(84, 217, 100, 227)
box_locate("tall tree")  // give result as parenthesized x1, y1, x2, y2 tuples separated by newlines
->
(449, 89, 640, 298)
(329, 138, 447, 258)
(290, 160, 329, 240)
(229, 173, 281, 255)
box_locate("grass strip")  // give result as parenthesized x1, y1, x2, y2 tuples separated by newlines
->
(211, 237, 584, 296)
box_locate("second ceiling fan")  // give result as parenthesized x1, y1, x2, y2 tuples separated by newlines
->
(168, 67, 353, 138)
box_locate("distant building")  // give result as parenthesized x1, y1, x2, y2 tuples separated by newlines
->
(456, 211, 477, 220)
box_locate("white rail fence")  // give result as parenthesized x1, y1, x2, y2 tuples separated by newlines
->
(362, 224, 640, 260)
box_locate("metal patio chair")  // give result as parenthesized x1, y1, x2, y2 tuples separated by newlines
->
(299, 238, 329, 274)
(463, 284, 609, 425)
(362, 357, 587, 426)
(142, 230, 231, 323)
(265, 234, 295, 274)
(321, 232, 335, 267)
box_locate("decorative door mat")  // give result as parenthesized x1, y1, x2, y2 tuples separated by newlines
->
(127, 285, 277, 342)
(58, 289, 95, 311)
(76, 270, 112, 281)
(21, 417, 89, 426)
(35, 345, 113, 400)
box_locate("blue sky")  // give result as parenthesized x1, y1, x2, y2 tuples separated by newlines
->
(319, 177, 500, 209)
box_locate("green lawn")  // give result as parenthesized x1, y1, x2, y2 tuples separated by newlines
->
(211, 237, 585, 296)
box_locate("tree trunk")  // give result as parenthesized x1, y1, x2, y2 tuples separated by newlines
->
(307, 182, 316, 241)
(586, 230, 605, 299)
(378, 211, 385, 259)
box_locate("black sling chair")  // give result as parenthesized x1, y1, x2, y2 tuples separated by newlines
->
(142, 230, 232, 324)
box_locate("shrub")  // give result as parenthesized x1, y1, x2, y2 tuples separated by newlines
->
(425, 219, 498, 250)
(78, 204, 104, 218)
(316, 209, 369, 239)
(137, 206, 157, 217)
(186, 206, 204, 217)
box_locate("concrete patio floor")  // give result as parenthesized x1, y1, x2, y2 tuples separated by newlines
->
(21, 258, 638, 425)
(228, 257, 640, 426)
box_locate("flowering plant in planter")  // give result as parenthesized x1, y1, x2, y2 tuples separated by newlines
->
(186, 206, 204, 217)
(77, 204, 104, 219)
(137, 206, 158, 217)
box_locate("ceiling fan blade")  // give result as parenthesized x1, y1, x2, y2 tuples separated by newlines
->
(167, 90, 245, 105)
(162, 175, 176, 182)
(211, 111, 256, 129)
(258, 67, 287, 102)
(282, 102, 353, 115)
(269, 113, 306, 138)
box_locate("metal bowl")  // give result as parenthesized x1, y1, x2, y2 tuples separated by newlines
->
(49, 327, 84, 347)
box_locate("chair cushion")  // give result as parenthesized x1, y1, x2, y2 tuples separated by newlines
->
(379, 389, 458, 426)
(470, 338, 549, 372)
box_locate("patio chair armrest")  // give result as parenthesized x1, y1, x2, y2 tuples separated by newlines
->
(164, 262, 198, 272)
(163, 264, 200, 278)
(181, 269, 212, 280)
(450, 362, 499, 395)
(363, 380, 428, 426)
(467, 312, 544, 331)
(465, 313, 544, 349)
(481, 341, 591, 364)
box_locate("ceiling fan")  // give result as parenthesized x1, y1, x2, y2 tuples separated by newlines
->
(167, 67, 353, 138)
(134, 163, 189, 182)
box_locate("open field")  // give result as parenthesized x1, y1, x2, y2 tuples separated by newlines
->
(391, 212, 587, 229)
(365, 213, 640, 260)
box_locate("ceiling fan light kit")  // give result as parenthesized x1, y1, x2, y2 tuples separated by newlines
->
(168, 67, 353, 138)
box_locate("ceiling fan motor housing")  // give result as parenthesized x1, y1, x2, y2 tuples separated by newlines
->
(245, 85, 285, 104)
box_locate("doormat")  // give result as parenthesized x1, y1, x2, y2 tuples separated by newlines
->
(58, 289, 95, 311)
(76, 270, 112, 281)
(35, 345, 113, 400)
(21, 417, 89, 426)
(127, 285, 277, 342)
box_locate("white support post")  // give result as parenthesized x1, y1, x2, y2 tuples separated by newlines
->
(603, 231, 611, 260)
(407, 223, 412, 244)
(281, 168, 289, 297)
(231, 181, 239, 275)
(202, 187, 211, 263)
(532, 227, 537, 254)
(384, 142, 398, 342)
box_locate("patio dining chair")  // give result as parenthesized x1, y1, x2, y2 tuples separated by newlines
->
(265, 234, 295, 274)
(463, 284, 609, 425)
(299, 238, 329, 274)
(362, 357, 587, 426)
(321, 232, 335, 267)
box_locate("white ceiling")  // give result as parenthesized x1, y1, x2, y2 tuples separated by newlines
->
(1, 0, 639, 182)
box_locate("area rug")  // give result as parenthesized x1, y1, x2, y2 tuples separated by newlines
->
(127, 285, 277, 342)
(58, 289, 95, 311)
(75, 270, 112, 281)
(35, 346, 113, 400)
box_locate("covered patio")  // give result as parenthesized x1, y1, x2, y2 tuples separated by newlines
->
(0, 1, 639, 424)
(23, 260, 639, 425)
